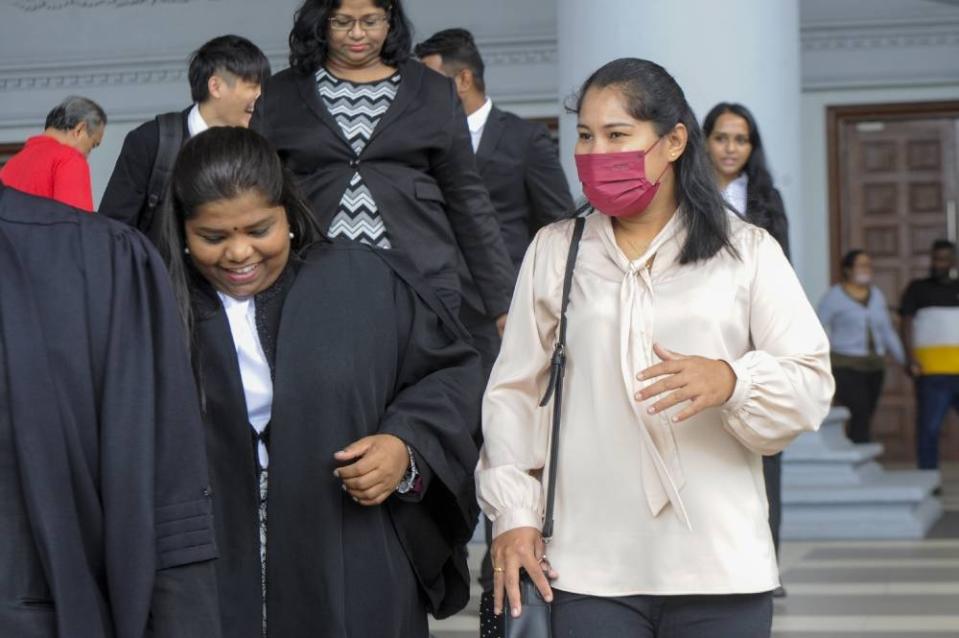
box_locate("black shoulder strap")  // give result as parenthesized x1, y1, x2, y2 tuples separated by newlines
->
(141, 112, 184, 234)
(539, 216, 585, 540)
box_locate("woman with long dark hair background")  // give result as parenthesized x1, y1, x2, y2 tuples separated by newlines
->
(703, 102, 789, 257)
(704, 102, 792, 596)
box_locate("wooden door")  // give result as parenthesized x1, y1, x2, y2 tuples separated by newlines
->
(829, 103, 959, 462)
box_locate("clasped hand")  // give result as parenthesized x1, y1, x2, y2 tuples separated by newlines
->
(635, 344, 737, 422)
(333, 434, 410, 506)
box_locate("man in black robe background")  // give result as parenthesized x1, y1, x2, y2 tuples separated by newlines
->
(0, 184, 220, 637)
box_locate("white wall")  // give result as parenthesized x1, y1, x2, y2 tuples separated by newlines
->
(3, 0, 959, 293)
(556, 0, 804, 272)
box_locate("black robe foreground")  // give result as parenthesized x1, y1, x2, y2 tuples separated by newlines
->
(0, 185, 219, 637)
(193, 239, 482, 638)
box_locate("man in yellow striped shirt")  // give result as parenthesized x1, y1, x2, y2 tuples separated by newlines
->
(900, 239, 959, 470)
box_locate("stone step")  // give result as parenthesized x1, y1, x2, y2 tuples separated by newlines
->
(782, 493, 943, 540)
(784, 470, 941, 504)
(785, 441, 883, 464)
(783, 459, 884, 486)
(781, 406, 944, 539)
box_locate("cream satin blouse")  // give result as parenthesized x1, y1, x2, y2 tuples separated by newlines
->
(476, 211, 834, 596)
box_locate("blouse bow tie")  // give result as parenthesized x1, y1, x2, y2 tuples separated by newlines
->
(604, 221, 692, 529)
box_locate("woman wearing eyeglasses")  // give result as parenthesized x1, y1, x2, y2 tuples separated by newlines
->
(253, 0, 514, 333)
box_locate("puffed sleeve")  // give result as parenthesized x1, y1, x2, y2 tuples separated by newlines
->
(721, 230, 835, 455)
(476, 224, 565, 538)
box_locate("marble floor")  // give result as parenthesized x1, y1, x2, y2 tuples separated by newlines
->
(431, 464, 959, 637)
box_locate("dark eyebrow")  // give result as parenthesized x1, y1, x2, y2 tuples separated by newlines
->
(577, 121, 635, 130)
(193, 214, 275, 234)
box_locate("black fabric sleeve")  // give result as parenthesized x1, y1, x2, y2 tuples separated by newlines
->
(84, 226, 217, 632)
(147, 561, 221, 638)
(523, 123, 575, 233)
(99, 126, 153, 227)
(377, 262, 481, 530)
(374, 254, 481, 617)
(900, 282, 919, 317)
(428, 82, 516, 318)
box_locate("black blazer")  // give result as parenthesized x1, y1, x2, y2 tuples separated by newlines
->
(99, 108, 191, 229)
(252, 60, 516, 318)
(475, 106, 574, 270)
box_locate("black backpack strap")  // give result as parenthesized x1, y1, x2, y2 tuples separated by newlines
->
(141, 112, 184, 234)
(539, 216, 586, 540)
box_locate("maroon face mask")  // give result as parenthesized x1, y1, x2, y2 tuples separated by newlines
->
(575, 137, 670, 218)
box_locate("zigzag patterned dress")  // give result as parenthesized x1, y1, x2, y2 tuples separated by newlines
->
(316, 67, 400, 249)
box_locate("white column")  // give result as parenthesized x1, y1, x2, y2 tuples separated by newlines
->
(557, 0, 804, 274)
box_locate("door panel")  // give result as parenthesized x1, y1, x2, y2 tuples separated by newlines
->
(834, 111, 959, 462)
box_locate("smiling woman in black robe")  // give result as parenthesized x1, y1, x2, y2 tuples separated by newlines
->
(154, 127, 481, 638)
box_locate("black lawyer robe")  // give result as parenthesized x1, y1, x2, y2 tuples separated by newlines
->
(0, 185, 219, 637)
(193, 240, 482, 637)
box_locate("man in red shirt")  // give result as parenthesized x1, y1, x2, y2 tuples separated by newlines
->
(0, 96, 106, 212)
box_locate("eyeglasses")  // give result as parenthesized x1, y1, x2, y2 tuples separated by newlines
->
(329, 14, 390, 32)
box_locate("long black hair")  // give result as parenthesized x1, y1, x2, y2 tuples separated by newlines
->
(703, 102, 789, 257)
(288, 0, 413, 74)
(155, 126, 322, 335)
(570, 58, 734, 264)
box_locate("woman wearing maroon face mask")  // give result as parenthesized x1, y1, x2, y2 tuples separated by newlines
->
(476, 58, 834, 637)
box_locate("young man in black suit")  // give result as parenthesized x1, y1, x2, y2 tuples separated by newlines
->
(99, 35, 270, 232)
(416, 28, 574, 638)
(416, 29, 574, 274)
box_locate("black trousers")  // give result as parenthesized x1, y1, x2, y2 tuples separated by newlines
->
(762, 452, 781, 556)
(551, 589, 773, 638)
(832, 367, 885, 444)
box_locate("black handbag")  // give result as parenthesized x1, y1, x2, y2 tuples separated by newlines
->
(503, 216, 585, 638)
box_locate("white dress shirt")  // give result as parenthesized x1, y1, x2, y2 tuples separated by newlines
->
(722, 172, 748, 218)
(187, 103, 211, 139)
(467, 97, 494, 152)
(218, 292, 273, 469)
(477, 212, 834, 595)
